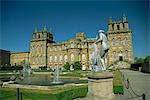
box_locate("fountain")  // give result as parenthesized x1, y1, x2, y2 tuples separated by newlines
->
(22, 60, 32, 78)
(51, 66, 62, 84)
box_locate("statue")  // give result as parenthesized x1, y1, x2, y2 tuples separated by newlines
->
(91, 30, 108, 72)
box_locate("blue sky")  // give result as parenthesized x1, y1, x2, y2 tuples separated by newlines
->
(0, 0, 149, 58)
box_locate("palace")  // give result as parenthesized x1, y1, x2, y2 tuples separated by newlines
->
(10, 15, 133, 70)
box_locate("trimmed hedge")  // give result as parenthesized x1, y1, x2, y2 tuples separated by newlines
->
(113, 70, 124, 94)
(56, 85, 88, 100)
(0, 85, 88, 100)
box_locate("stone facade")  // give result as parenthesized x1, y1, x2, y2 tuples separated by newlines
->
(10, 52, 29, 66)
(107, 15, 133, 67)
(47, 32, 95, 70)
(10, 15, 133, 69)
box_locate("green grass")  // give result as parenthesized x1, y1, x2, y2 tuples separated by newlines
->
(33, 70, 51, 72)
(0, 70, 14, 73)
(113, 70, 124, 94)
(0, 85, 88, 100)
(61, 71, 89, 77)
(0, 76, 10, 80)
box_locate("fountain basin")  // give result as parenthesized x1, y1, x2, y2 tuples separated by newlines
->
(15, 74, 87, 86)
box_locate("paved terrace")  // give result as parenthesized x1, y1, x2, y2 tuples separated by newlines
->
(116, 70, 150, 100)
(75, 70, 150, 100)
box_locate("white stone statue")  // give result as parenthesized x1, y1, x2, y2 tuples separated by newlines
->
(91, 30, 108, 72)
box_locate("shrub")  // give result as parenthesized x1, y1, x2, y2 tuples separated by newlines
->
(73, 61, 82, 70)
(63, 62, 70, 70)
(1, 85, 88, 100)
(56, 85, 88, 100)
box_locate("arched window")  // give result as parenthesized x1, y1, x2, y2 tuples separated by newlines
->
(124, 37, 128, 45)
(82, 54, 86, 61)
(59, 55, 62, 62)
(118, 37, 121, 45)
(112, 38, 116, 46)
(55, 47, 57, 51)
(113, 51, 116, 61)
(50, 56, 52, 62)
(77, 44, 80, 48)
(71, 43, 74, 48)
(70, 53, 74, 61)
(50, 47, 52, 51)
(54, 56, 57, 62)
(64, 55, 67, 62)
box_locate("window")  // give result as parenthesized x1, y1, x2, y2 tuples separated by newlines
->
(50, 47, 52, 51)
(78, 44, 80, 48)
(54, 56, 57, 62)
(112, 24, 114, 30)
(64, 55, 67, 62)
(117, 24, 120, 30)
(124, 37, 128, 45)
(120, 50, 123, 54)
(82, 54, 86, 61)
(70, 53, 74, 61)
(55, 47, 57, 51)
(118, 37, 121, 45)
(59, 55, 62, 62)
(113, 51, 116, 61)
(50, 56, 52, 62)
(89, 53, 92, 61)
(123, 23, 125, 29)
(71, 43, 74, 48)
(112, 38, 116, 46)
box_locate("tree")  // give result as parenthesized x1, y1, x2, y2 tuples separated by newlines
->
(144, 56, 150, 62)
(73, 61, 82, 70)
(134, 57, 144, 64)
(63, 62, 70, 70)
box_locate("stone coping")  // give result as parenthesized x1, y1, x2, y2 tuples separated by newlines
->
(2, 82, 87, 90)
(88, 71, 113, 80)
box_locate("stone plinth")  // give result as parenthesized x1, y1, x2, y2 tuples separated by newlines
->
(88, 71, 114, 100)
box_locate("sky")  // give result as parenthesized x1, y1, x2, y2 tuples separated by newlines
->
(0, 0, 149, 58)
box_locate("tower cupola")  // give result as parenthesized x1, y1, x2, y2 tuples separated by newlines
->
(123, 14, 127, 22)
(108, 16, 113, 24)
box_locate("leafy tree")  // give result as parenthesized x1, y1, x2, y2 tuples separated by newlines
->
(134, 56, 149, 64)
(73, 61, 82, 70)
(63, 62, 70, 70)
(136, 58, 144, 63)
(144, 56, 150, 62)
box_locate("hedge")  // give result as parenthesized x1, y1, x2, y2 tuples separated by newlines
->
(56, 85, 88, 100)
(113, 70, 124, 94)
(0, 85, 88, 100)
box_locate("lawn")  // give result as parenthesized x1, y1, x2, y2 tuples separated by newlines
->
(60, 70, 89, 77)
(0, 70, 14, 73)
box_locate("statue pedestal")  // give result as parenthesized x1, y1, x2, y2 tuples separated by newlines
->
(88, 71, 115, 100)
